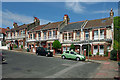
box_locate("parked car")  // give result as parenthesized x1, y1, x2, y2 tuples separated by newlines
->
(36, 47, 53, 57)
(0, 53, 7, 64)
(61, 51, 86, 61)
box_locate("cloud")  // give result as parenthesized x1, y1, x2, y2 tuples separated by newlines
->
(1, 10, 52, 28)
(93, 9, 118, 16)
(65, 1, 85, 14)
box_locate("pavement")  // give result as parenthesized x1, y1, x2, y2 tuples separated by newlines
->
(2, 49, 120, 79)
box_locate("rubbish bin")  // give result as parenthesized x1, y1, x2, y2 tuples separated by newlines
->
(27, 48, 29, 52)
(10, 46, 12, 50)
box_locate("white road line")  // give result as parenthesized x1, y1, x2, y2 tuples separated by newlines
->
(44, 62, 85, 78)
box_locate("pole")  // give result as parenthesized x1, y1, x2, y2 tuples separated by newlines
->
(88, 37, 89, 61)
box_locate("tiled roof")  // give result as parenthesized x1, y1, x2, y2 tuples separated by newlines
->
(60, 21, 85, 32)
(6, 22, 37, 32)
(0, 28, 7, 34)
(6, 24, 27, 32)
(42, 21, 63, 30)
(29, 24, 47, 32)
(84, 17, 113, 29)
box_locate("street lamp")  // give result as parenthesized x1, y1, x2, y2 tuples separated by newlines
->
(88, 36, 90, 61)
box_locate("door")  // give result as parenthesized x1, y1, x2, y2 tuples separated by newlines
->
(69, 51, 76, 59)
(65, 51, 69, 58)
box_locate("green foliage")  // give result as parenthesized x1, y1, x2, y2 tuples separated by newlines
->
(104, 51, 108, 57)
(53, 40, 61, 49)
(27, 48, 29, 52)
(21, 45, 23, 49)
(114, 16, 120, 51)
(13, 44, 17, 48)
(110, 49, 117, 61)
(89, 51, 92, 56)
(70, 44, 75, 51)
(96, 52, 99, 55)
(113, 40, 119, 50)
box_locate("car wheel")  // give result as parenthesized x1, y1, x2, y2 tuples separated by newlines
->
(62, 55, 66, 59)
(36, 53, 39, 56)
(76, 57, 80, 61)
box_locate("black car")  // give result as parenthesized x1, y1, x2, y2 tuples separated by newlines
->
(36, 47, 53, 57)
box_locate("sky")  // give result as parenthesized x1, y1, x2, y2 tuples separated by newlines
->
(0, 1, 119, 29)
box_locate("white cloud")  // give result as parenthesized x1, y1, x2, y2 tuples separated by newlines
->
(93, 9, 118, 16)
(1, 10, 52, 28)
(65, 1, 85, 14)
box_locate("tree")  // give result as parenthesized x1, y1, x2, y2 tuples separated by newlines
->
(114, 16, 120, 59)
(70, 44, 75, 51)
(114, 16, 120, 50)
(53, 40, 61, 53)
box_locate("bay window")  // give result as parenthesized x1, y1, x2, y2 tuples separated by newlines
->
(100, 30, 104, 39)
(53, 31, 56, 38)
(64, 33, 67, 41)
(76, 31, 80, 40)
(68, 33, 72, 41)
(49, 31, 52, 39)
(44, 32, 46, 39)
(94, 30, 98, 40)
(85, 31, 89, 40)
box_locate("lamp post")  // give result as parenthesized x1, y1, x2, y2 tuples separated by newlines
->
(88, 36, 89, 61)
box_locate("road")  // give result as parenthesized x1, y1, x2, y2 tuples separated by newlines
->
(2, 50, 101, 78)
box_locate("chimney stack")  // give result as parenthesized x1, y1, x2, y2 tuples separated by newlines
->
(110, 8, 114, 19)
(7, 27, 10, 30)
(63, 14, 69, 25)
(34, 17, 40, 26)
(13, 22, 18, 28)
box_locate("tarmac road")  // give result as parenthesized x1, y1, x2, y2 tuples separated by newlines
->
(2, 50, 100, 78)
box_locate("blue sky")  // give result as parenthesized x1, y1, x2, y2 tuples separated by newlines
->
(1, 2, 119, 28)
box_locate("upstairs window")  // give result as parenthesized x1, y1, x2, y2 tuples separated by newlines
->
(64, 33, 67, 40)
(94, 30, 98, 36)
(76, 31, 80, 39)
(68, 33, 72, 40)
(100, 30, 104, 35)
(14, 32, 15, 36)
(44, 32, 46, 39)
(30, 34, 32, 39)
(49, 31, 52, 37)
(85, 31, 89, 40)
(33, 34, 35, 39)
(17, 31, 19, 36)
(0, 34, 3, 37)
(38, 33, 41, 37)
(53, 30, 56, 37)
(23, 30, 25, 34)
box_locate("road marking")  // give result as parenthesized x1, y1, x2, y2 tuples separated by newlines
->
(44, 62, 85, 78)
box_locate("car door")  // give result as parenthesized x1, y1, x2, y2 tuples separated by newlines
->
(65, 51, 70, 58)
(69, 51, 76, 59)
